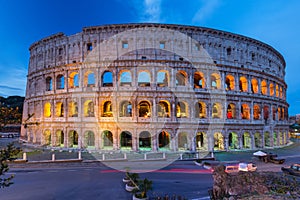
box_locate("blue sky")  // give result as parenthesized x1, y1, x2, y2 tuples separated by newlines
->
(0, 0, 299, 115)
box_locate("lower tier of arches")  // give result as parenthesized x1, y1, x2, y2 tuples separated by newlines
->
(22, 123, 289, 152)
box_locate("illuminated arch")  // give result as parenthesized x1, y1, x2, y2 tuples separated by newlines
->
(157, 100, 171, 118)
(213, 132, 224, 150)
(195, 101, 206, 118)
(84, 70, 95, 87)
(138, 101, 151, 118)
(158, 131, 170, 150)
(261, 80, 267, 95)
(43, 129, 51, 146)
(251, 78, 258, 93)
(176, 70, 187, 86)
(239, 76, 248, 92)
(68, 130, 78, 148)
(241, 103, 250, 120)
(212, 103, 222, 119)
(55, 102, 64, 117)
(227, 103, 236, 119)
(176, 101, 188, 118)
(102, 101, 113, 117)
(69, 71, 79, 88)
(68, 101, 78, 117)
(210, 73, 221, 89)
(253, 104, 261, 120)
(270, 83, 274, 96)
(194, 71, 205, 88)
(84, 100, 95, 117)
(225, 74, 235, 91)
(44, 102, 51, 117)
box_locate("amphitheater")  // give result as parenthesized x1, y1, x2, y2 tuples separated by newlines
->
(21, 23, 289, 152)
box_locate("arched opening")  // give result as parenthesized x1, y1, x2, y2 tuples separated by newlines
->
(56, 74, 65, 89)
(211, 73, 221, 89)
(44, 102, 51, 117)
(120, 71, 132, 86)
(46, 76, 53, 91)
(102, 71, 113, 87)
(241, 104, 250, 120)
(69, 72, 79, 88)
(56, 130, 64, 147)
(159, 131, 170, 150)
(228, 132, 238, 149)
(178, 132, 188, 150)
(195, 132, 206, 150)
(139, 131, 151, 150)
(212, 103, 222, 119)
(253, 104, 261, 120)
(55, 102, 64, 117)
(251, 78, 258, 93)
(84, 71, 95, 87)
(138, 71, 151, 87)
(102, 130, 113, 149)
(227, 103, 236, 119)
(68, 101, 78, 117)
(214, 132, 224, 150)
(43, 130, 51, 146)
(273, 132, 278, 146)
(176, 101, 188, 118)
(242, 132, 251, 149)
(119, 101, 132, 117)
(102, 101, 113, 117)
(157, 71, 168, 87)
(261, 80, 267, 95)
(263, 105, 269, 122)
(195, 102, 206, 118)
(225, 75, 235, 91)
(254, 132, 262, 148)
(269, 83, 274, 96)
(120, 131, 132, 150)
(275, 84, 279, 97)
(194, 71, 205, 88)
(264, 132, 271, 147)
(84, 131, 95, 148)
(68, 130, 78, 148)
(84, 100, 94, 117)
(157, 100, 170, 118)
(176, 70, 187, 86)
(279, 132, 284, 145)
(239, 76, 248, 92)
(138, 101, 151, 118)
(272, 106, 277, 120)
(280, 87, 283, 98)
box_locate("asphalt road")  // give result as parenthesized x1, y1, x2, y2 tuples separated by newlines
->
(3, 161, 213, 200)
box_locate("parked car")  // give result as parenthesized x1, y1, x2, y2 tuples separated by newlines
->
(281, 164, 300, 177)
(0, 132, 20, 138)
(238, 162, 257, 172)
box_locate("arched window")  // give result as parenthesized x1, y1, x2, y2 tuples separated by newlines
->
(210, 73, 221, 89)
(176, 101, 188, 118)
(102, 130, 113, 148)
(157, 100, 170, 118)
(84, 100, 94, 117)
(270, 83, 274, 96)
(84, 131, 95, 147)
(84, 71, 95, 87)
(159, 131, 170, 149)
(68, 101, 78, 117)
(241, 104, 250, 119)
(69, 72, 79, 88)
(120, 131, 132, 149)
(251, 78, 258, 93)
(178, 132, 188, 150)
(138, 101, 151, 118)
(212, 103, 222, 119)
(195, 102, 206, 118)
(227, 103, 236, 119)
(102, 71, 113, 87)
(239, 76, 248, 92)
(279, 87, 283, 98)
(138, 71, 151, 87)
(263, 105, 269, 121)
(176, 71, 187, 86)
(194, 72, 205, 88)
(120, 71, 132, 86)
(46, 77, 52, 91)
(68, 131, 78, 147)
(253, 104, 261, 120)
(55, 102, 64, 117)
(56, 130, 64, 147)
(139, 131, 151, 149)
(225, 75, 235, 91)
(261, 80, 267, 95)
(43, 130, 51, 146)
(119, 101, 132, 117)
(56, 74, 64, 89)
(44, 102, 51, 117)
(102, 101, 113, 117)
(275, 84, 279, 97)
(157, 71, 168, 87)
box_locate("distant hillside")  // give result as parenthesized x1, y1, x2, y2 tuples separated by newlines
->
(0, 96, 25, 130)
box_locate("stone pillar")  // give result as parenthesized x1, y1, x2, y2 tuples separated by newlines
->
(152, 132, 158, 151)
(250, 132, 255, 150)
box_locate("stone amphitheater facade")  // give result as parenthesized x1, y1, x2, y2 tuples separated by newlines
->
(21, 23, 289, 152)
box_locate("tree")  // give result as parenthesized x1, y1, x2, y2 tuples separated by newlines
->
(0, 143, 21, 188)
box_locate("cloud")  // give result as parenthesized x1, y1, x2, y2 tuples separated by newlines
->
(131, 0, 162, 22)
(192, 0, 220, 23)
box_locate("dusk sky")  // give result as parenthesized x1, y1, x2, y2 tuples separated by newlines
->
(0, 0, 299, 115)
